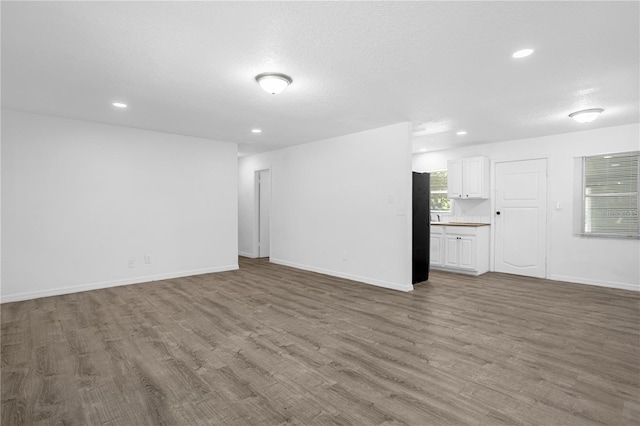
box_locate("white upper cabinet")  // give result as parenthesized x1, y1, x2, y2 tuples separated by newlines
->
(447, 156, 490, 199)
(447, 159, 464, 198)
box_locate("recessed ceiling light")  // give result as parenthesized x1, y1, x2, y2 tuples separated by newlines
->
(512, 48, 534, 59)
(251, 129, 262, 133)
(611, 163, 620, 167)
(569, 108, 604, 123)
(255, 73, 292, 95)
(457, 131, 467, 135)
(112, 102, 127, 108)
(604, 156, 612, 159)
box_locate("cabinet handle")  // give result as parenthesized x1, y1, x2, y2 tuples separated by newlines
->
(496, 211, 501, 215)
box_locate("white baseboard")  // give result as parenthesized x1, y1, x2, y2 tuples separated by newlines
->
(549, 274, 639, 292)
(270, 258, 413, 292)
(431, 266, 484, 276)
(238, 251, 257, 258)
(0, 264, 239, 303)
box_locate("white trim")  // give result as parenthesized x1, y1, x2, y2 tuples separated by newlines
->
(238, 251, 256, 258)
(549, 274, 639, 292)
(0, 264, 239, 303)
(430, 266, 484, 276)
(254, 167, 272, 259)
(270, 258, 414, 292)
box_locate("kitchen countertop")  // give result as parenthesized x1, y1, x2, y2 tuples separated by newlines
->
(431, 222, 490, 227)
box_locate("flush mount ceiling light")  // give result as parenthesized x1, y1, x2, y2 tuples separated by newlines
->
(251, 129, 262, 133)
(255, 73, 292, 95)
(112, 102, 127, 108)
(512, 48, 534, 59)
(569, 108, 604, 123)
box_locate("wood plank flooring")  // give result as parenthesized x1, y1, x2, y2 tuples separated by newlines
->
(2, 257, 639, 425)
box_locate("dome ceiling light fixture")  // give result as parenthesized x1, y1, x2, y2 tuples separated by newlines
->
(512, 48, 534, 59)
(255, 72, 292, 95)
(569, 108, 604, 123)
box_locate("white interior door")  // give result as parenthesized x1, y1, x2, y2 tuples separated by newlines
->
(495, 159, 547, 278)
(258, 170, 271, 258)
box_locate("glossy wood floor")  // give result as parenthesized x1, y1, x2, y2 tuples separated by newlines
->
(2, 258, 639, 425)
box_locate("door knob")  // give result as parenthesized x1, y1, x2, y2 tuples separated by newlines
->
(496, 211, 501, 215)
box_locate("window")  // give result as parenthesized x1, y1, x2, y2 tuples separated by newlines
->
(430, 170, 450, 213)
(581, 151, 639, 238)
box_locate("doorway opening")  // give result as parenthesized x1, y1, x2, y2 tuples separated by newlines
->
(255, 169, 271, 259)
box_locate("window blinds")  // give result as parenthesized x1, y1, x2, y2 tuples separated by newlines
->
(583, 152, 639, 237)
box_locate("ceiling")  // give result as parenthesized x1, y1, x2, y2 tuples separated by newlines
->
(2, 1, 638, 156)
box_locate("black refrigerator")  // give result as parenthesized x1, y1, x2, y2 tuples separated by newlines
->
(412, 172, 430, 284)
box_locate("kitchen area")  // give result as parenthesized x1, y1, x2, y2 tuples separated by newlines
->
(429, 156, 492, 276)
(414, 124, 638, 291)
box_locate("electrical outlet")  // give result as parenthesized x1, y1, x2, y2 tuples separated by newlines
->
(128, 258, 135, 268)
(144, 255, 151, 264)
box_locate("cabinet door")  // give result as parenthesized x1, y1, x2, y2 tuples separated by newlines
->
(430, 233, 444, 266)
(447, 159, 463, 199)
(444, 235, 460, 267)
(463, 158, 483, 198)
(458, 236, 476, 270)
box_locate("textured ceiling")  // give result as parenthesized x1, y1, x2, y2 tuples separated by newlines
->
(2, 1, 638, 155)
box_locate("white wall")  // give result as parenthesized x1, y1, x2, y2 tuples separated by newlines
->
(1, 109, 238, 302)
(239, 123, 414, 291)
(413, 123, 640, 291)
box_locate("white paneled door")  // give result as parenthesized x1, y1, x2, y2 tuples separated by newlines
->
(258, 169, 271, 258)
(495, 159, 547, 278)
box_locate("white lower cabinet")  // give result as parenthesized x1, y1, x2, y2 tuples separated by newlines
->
(429, 231, 444, 266)
(444, 234, 476, 270)
(431, 225, 489, 275)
